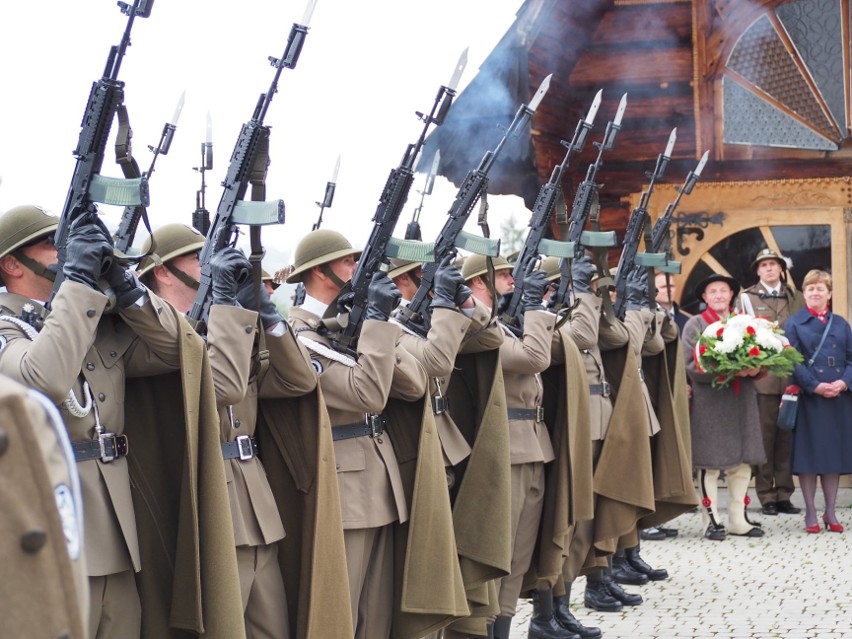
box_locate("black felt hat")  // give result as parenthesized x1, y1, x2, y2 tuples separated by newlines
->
(694, 273, 741, 302)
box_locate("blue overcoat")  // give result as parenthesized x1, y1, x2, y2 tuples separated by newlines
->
(784, 307, 852, 474)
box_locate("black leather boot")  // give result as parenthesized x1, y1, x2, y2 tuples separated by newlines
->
(554, 582, 602, 638)
(611, 550, 650, 585)
(625, 545, 668, 581)
(583, 575, 623, 612)
(601, 572, 643, 606)
(529, 589, 581, 639)
(492, 615, 513, 639)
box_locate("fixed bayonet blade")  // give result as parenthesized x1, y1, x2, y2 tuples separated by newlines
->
(448, 48, 468, 91)
(613, 93, 628, 126)
(424, 150, 440, 194)
(664, 127, 677, 158)
(331, 154, 341, 182)
(300, 0, 317, 26)
(528, 74, 552, 112)
(694, 150, 709, 177)
(585, 89, 602, 125)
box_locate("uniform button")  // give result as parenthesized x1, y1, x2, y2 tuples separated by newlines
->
(86, 362, 95, 371)
(20, 528, 47, 553)
(110, 351, 117, 358)
(234, 419, 241, 428)
(0, 428, 7, 456)
(86, 308, 97, 318)
(98, 393, 106, 401)
(244, 326, 253, 334)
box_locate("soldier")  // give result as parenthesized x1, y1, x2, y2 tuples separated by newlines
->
(0, 204, 184, 639)
(0, 374, 88, 639)
(737, 248, 805, 517)
(261, 267, 279, 297)
(461, 254, 556, 639)
(136, 223, 343, 639)
(285, 229, 460, 639)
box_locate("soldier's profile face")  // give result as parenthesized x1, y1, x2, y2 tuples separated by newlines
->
(329, 255, 357, 286)
(21, 236, 58, 268)
(494, 269, 514, 295)
(172, 252, 201, 283)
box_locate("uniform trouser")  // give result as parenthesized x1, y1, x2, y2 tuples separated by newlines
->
(497, 461, 546, 616)
(236, 543, 291, 639)
(562, 440, 604, 583)
(88, 570, 141, 639)
(344, 524, 394, 639)
(754, 393, 794, 504)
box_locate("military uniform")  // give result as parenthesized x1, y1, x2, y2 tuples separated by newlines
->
(0, 281, 182, 638)
(290, 301, 427, 639)
(737, 256, 805, 512)
(0, 374, 88, 639)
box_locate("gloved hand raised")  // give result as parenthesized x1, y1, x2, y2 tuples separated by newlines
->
(625, 266, 649, 311)
(571, 254, 596, 294)
(237, 278, 285, 331)
(105, 260, 146, 310)
(62, 213, 114, 290)
(210, 248, 250, 307)
(431, 254, 470, 310)
(522, 268, 550, 312)
(365, 272, 400, 322)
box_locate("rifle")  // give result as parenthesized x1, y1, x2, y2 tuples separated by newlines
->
(114, 91, 184, 254)
(329, 50, 467, 356)
(396, 74, 553, 336)
(49, 0, 155, 308)
(187, 0, 316, 327)
(192, 112, 214, 236)
(548, 94, 626, 312)
(498, 90, 601, 330)
(293, 155, 341, 306)
(612, 127, 677, 320)
(404, 149, 440, 241)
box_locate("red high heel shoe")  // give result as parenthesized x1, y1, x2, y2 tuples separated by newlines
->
(805, 522, 821, 534)
(822, 515, 844, 533)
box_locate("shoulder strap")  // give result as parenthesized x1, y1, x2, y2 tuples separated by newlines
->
(807, 315, 833, 366)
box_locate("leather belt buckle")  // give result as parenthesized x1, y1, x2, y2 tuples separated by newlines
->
(535, 406, 544, 423)
(366, 414, 384, 438)
(602, 381, 611, 398)
(98, 432, 125, 463)
(236, 435, 254, 461)
(431, 395, 449, 415)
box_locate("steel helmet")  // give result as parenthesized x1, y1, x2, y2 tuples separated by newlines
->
(136, 223, 206, 276)
(461, 254, 512, 281)
(285, 229, 361, 284)
(0, 205, 59, 260)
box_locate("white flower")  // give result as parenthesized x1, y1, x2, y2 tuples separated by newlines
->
(754, 326, 783, 352)
(702, 320, 724, 338)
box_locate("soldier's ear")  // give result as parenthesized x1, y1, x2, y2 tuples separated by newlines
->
(0, 254, 23, 280)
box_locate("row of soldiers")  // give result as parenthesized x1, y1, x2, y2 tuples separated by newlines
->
(0, 203, 696, 639)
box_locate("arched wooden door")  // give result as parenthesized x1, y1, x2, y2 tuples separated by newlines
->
(632, 177, 852, 317)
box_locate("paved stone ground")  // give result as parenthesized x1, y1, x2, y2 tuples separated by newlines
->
(509, 487, 852, 638)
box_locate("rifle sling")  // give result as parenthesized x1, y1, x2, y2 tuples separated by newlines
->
(247, 133, 271, 388)
(114, 104, 155, 257)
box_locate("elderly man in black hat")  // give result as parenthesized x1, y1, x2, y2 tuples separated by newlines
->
(736, 248, 805, 516)
(682, 273, 766, 541)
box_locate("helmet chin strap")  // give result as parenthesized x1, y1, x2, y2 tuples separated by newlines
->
(12, 250, 57, 282)
(164, 261, 200, 290)
(320, 263, 347, 290)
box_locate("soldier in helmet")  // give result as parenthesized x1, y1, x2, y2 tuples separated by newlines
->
(0, 205, 184, 639)
(285, 229, 432, 639)
(137, 223, 349, 639)
(0, 374, 88, 639)
(461, 253, 557, 639)
(737, 248, 805, 517)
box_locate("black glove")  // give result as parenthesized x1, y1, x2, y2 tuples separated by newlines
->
(455, 283, 473, 308)
(105, 261, 146, 310)
(365, 272, 400, 322)
(237, 279, 285, 330)
(62, 213, 113, 289)
(571, 255, 596, 294)
(210, 248, 250, 307)
(522, 269, 550, 311)
(625, 266, 649, 311)
(430, 254, 467, 310)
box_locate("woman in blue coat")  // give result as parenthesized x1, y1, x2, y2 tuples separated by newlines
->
(784, 269, 852, 534)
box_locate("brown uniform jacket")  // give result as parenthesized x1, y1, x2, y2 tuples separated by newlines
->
(0, 283, 181, 576)
(0, 375, 88, 639)
(624, 308, 663, 436)
(737, 282, 805, 394)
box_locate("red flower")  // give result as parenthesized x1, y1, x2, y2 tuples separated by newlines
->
(717, 374, 726, 382)
(748, 346, 760, 357)
(716, 327, 725, 337)
(699, 344, 707, 355)
(746, 326, 756, 335)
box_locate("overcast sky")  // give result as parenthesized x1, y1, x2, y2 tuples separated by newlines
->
(0, 0, 526, 274)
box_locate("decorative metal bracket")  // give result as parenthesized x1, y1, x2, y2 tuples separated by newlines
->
(675, 211, 725, 255)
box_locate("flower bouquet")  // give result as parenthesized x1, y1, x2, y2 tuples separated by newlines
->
(694, 314, 804, 388)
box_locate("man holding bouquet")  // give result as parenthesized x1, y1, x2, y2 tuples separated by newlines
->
(682, 274, 766, 540)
